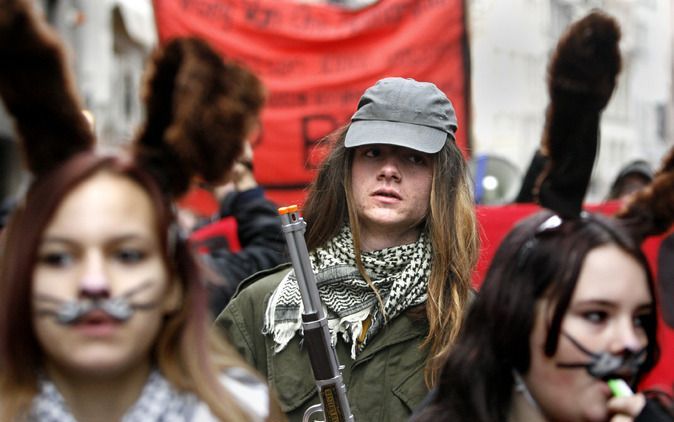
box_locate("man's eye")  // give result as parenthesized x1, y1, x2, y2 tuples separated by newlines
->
(39, 252, 73, 268)
(363, 147, 380, 158)
(583, 311, 608, 324)
(115, 249, 146, 264)
(408, 154, 426, 165)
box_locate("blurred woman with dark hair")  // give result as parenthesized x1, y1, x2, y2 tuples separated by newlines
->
(412, 210, 671, 422)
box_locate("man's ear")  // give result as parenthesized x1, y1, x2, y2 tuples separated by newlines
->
(161, 277, 184, 314)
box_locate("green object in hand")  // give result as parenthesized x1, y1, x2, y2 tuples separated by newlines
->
(608, 379, 633, 397)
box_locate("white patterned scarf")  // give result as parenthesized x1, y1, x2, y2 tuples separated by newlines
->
(30, 370, 200, 422)
(263, 225, 431, 358)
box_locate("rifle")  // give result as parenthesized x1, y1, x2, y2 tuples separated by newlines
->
(278, 205, 355, 422)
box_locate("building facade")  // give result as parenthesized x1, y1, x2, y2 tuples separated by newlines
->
(470, 0, 672, 202)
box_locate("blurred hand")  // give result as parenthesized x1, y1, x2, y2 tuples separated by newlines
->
(608, 393, 646, 422)
(217, 140, 257, 195)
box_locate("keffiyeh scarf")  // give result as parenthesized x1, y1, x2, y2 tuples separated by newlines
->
(263, 225, 431, 358)
(30, 370, 200, 422)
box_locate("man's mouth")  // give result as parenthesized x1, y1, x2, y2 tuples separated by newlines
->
(372, 189, 402, 200)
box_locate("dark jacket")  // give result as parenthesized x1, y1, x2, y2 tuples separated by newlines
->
(636, 398, 674, 422)
(216, 264, 430, 422)
(194, 187, 287, 317)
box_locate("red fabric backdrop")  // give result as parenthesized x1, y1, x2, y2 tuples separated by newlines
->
(153, 0, 469, 207)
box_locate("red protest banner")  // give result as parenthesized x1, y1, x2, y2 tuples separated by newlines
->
(153, 0, 470, 206)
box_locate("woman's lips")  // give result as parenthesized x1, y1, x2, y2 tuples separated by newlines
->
(72, 310, 121, 336)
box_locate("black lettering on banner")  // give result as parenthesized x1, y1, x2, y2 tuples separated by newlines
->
(243, 1, 281, 28)
(179, 0, 232, 27)
(311, 89, 362, 107)
(242, 56, 302, 77)
(320, 55, 368, 75)
(267, 91, 308, 108)
(288, 7, 329, 32)
(387, 41, 454, 68)
(340, 89, 362, 106)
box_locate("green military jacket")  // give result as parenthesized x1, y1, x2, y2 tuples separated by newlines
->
(216, 264, 430, 422)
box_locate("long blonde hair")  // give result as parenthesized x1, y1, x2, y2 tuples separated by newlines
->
(303, 127, 479, 387)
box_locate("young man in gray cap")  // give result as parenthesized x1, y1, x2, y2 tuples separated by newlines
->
(216, 77, 478, 422)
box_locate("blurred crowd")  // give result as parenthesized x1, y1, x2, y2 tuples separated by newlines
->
(0, 2, 672, 421)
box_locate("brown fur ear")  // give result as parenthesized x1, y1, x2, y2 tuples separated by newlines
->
(0, 0, 94, 177)
(535, 11, 621, 218)
(133, 37, 265, 198)
(616, 148, 674, 241)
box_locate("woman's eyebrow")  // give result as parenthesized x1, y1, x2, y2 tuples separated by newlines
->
(106, 234, 151, 243)
(39, 237, 77, 247)
(635, 303, 655, 313)
(572, 299, 616, 307)
(572, 299, 654, 311)
(40, 233, 152, 247)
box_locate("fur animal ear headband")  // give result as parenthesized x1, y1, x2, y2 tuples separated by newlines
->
(0, 0, 265, 198)
(0, 0, 95, 176)
(617, 148, 674, 328)
(616, 149, 674, 242)
(534, 10, 622, 218)
(532, 9, 674, 327)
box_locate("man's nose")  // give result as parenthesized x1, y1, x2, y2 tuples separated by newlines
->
(377, 157, 401, 181)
